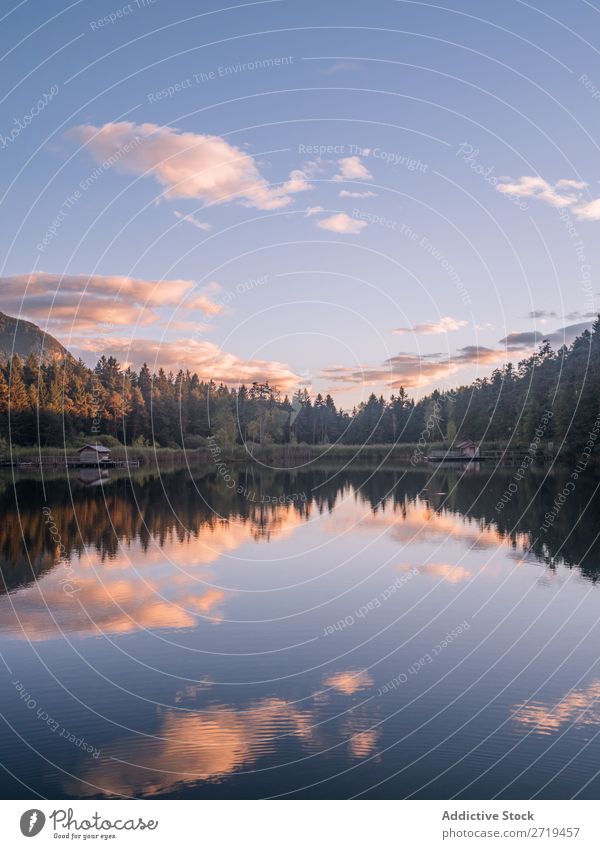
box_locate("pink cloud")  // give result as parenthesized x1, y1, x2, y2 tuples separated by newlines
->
(321, 344, 527, 390)
(394, 316, 468, 335)
(317, 213, 367, 234)
(72, 335, 301, 392)
(0, 272, 223, 332)
(333, 155, 373, 182)
(67, 121, 312, 210)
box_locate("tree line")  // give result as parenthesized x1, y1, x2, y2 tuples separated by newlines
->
(1, 317, 599, 455)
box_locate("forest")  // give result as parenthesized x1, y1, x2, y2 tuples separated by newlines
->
(0, 317, 599, 457)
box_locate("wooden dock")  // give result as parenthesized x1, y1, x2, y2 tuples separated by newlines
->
(0, 455, 142, 469)
(428, 448, 553, 465)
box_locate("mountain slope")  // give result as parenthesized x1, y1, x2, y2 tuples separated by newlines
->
(0, 312, 71, 363)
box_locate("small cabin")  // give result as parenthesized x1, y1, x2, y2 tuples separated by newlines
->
(456, 439, 480, 459)
(77, 444, 111, 464)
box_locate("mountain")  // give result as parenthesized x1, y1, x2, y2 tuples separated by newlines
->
(0, 312, 71, 363)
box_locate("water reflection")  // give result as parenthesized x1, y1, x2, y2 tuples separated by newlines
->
(2, 464, 600, 798)
(512, 681, 600, 736)
(70, 696, 316, 796)
(66, 666, 378, 798)
(323, 670, 374, 695)
(1, 464, 600, 607)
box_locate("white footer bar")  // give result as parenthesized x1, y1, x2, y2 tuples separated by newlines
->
(1, 799, 597, 848)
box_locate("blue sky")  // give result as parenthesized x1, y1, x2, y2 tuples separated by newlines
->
(1, 0, 599, 401)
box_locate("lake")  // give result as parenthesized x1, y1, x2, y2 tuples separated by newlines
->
(1, 462, 600, 799)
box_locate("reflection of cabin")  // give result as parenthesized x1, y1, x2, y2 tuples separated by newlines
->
(455, 440, 480, 459)
(77, 444, 111, 465)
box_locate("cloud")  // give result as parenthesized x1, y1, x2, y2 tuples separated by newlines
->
(317, 212, 367, 234)
(304, 205, 324, 217)
(67, 121, 312, 210)
(321, 344, 511, 390)
(339, 189, 378, 198)
(544, 321, 594, 346)
(174, 210, 211, 231)
(281, 168, 314, 195)
(526, 310, 557, 319)
(564, 310, 597, 320)
(572, 198, 600, 220)
(394, 316, 468, 335)
(333, 155, 373, 182)
(496, 175, 600, 220)
(497, 176, 586, 208)
(0, 272, 223, 332)
(499, 321, 594, 350)
(72, 335, 301, 392)
(499, 330, 545, 349)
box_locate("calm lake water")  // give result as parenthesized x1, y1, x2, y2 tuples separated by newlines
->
(1, 462, 600, 799)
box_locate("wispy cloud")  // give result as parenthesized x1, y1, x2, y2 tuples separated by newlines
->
(564, 310, 597, 320)
(525, 309, 557, 319)
(174, 210, 212, 231)
(339, 189, 378, 198)
(67, 121, 313, 210)
(316, 212, 367, 234)
(304, 205, 324, 217)
(393, 316, 468, 335)
(321, 345, 512, 390)
(321, 322, 588, 391)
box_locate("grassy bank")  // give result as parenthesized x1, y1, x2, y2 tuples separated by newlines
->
(3, 440, 592, 470)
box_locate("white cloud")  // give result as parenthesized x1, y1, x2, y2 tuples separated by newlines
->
(496, 175, 600, 220)
(174, 210, 212, 231)
(333, 155, 373, 182)
(67, 121, 312, 210)
(281, 168, 314, 194)
(393, 316, 468, 335)
(317, 213, 367, 234)
(304, 205, 324, 217)
(573, 198, 600, 220)
(339, 189, 378, 198)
